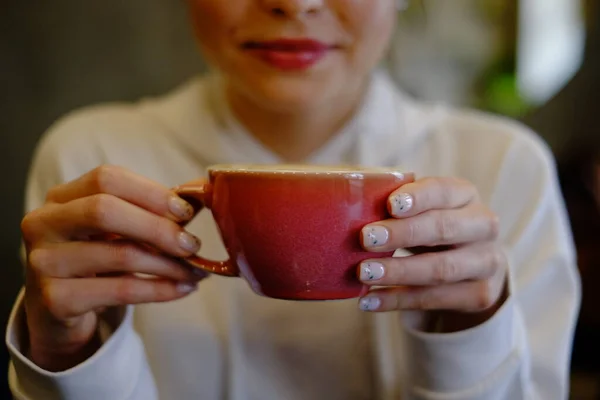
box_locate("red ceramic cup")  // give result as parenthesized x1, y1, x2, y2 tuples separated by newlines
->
(175, 165, 414, 301)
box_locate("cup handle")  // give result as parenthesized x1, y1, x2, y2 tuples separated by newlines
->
(174, 183, 239, 278)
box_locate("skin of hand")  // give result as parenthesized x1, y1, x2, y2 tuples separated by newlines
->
(357, 177, 508, 332)
(21, 165, 206, 371)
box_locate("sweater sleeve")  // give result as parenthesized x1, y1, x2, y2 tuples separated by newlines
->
(400, 132, 581, 399)
(5, 109, 160, 400)
(7, 296, 157, 400)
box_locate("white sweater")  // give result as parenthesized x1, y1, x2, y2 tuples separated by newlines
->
(6, 72, 580, 400)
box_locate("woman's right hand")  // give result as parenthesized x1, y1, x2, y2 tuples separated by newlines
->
(20, 165, 205, 372)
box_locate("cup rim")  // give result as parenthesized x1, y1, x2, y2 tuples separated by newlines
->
(207, 164, 410, 178)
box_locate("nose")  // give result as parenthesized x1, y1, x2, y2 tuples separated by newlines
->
(261, 0, 324, 18)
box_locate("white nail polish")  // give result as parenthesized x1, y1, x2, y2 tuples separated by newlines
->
(359, 297, 381, 311)
(362, 226, 389, 248)
(169, 196, 194, 220)
(177, 282, 198, 294)
(390, 193, 414, 216)
(360, 262, 385, 281)
(179, 231, 201, 253)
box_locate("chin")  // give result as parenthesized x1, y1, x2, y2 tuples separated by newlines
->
(237, 72, 342, 113)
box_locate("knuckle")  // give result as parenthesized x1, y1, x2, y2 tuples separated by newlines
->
(434, 213, 457, 243)
(28, 248, 52, 275)
(432, 255, 460, 283)
(114, 278, 150, 305)
(404, 219, 418, 246)
(455, 177, 477, 197)
(84, 194, 116, 227)
(416, 291, 439, 310)
(416, 177, 435, 204)
(114, 279, 137, 304)
(44, 186, 61, 203)
(91, 165, 123, 193)
(489, 245, 503, 267)
(476, 280, 495, 310)
(437, 178, 456, 205)
(488, 213, 500, 239)
(109, 243, 139, 268)
(20, 210, 43, 241)
(488, 246, 507, 276)
(40, 281, 69, 319)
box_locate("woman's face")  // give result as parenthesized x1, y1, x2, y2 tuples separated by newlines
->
(188, 0, 397, 111)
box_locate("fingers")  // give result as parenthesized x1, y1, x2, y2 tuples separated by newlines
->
(387, 177, 478, 218)
(45, 165, 195, 222)
(20, 166, 208, 358)
(356, 242, 507, 313)
(28, 241, 207, 281)
(360, 205, 499, 251)
(358, 277, 505, 313)
(23, 194, 201, 257)
(358, 243, 504, 286)
(37, 276, 199, 320)
(357, 176, 507, 315)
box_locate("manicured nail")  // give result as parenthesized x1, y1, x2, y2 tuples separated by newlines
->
(360, 262, 385, 281)
(362, 226, 389, 248)
(390, 193, 414, 216)
(178, 231, 201, 253)
(359, 297, 381, 311)
(169, 196, 194, 220)
(191, 268, 207, 278)
(177, 282, 198, 294)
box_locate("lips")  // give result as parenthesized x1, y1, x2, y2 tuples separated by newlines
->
(243, 39, 331, 52)
(242, 38, 334, 71)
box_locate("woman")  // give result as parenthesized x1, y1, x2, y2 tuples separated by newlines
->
(6, 1, 579, 399)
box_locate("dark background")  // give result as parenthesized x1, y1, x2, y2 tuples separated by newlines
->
(1, 3, 205, 398)
(1, 2, 599, 398)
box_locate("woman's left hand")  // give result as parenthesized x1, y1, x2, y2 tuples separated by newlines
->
(358, 177, 508, 331)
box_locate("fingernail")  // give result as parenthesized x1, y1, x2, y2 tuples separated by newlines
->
(390, 193, 414, 216)
(192, 268, 207, 278)
(169, 196, 194, 220)
(362, 226, 389, 248)
(178, 231, 201, 253)
(177, 282, 198, 294)
(359, 297, 381, 311)
(360, 262, 385, 281)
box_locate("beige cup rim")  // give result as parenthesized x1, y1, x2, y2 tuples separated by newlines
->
(208, 164, 409, 178)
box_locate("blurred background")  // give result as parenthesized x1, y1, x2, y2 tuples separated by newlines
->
(1, 1, 599, 398)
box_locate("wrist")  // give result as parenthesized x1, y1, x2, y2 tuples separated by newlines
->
(26, 311, 103, 372)
(29, 329, 103, 372)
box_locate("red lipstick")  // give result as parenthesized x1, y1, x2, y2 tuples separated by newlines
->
(243, 39, 333, 71)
